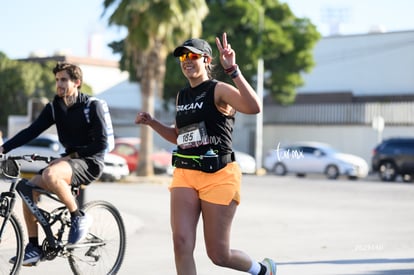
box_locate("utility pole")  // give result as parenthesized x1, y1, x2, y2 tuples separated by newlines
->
(321, 5, 351, 36)
(254, 3, 264, 174)
(255, 58, 264, 174)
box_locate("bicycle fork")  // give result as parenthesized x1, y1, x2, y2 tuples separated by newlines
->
(0, 179, 19, 242)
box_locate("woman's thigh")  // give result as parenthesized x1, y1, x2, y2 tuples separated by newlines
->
(170, 187, 201, 244)
(201, 200, 238, 252)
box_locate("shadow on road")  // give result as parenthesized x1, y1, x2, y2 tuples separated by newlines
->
(278, 257, 414, 266)
(278, 258, 414, 275)
(359, 269, 414, 275)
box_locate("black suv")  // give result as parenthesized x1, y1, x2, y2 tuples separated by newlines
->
(372, 137, 414, 182)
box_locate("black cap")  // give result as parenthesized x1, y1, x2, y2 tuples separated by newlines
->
(173, 38, 212, 57)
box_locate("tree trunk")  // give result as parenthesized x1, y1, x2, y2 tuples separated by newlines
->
(136, 89, 155, 176)
(136, 57, 156, 176)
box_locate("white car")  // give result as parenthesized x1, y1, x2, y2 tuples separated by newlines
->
(234, 150, 256, 174)
(263, 141, 369, 179)
(99, 153, 130, 182)
(5, 133, 129, 182)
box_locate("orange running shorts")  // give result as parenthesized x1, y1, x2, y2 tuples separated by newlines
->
(170, 162, 242, 205)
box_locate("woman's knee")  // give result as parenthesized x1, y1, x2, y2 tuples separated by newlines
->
(172, 232, 195, 255)
(207, 248, 230, 267)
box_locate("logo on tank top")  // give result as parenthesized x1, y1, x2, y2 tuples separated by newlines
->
(195, 91, 207, 101)
(176, 91, 206, 112)
(176, 101, 204, 112)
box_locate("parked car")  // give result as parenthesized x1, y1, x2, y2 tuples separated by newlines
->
(6, 134, 129, 182)
(100, 153, 130, 182)
(234, 150, 256, 174)
(372, 137, 414, 182)
(263, 141, 369, 179)
(111, 137, 171, 174)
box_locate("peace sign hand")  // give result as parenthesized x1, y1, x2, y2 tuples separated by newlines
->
(215, 32, 236, 70)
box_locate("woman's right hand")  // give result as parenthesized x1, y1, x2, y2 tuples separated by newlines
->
(135, 112, 153, 125)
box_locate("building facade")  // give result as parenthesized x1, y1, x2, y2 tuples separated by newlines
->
(262, 30, 414, 167)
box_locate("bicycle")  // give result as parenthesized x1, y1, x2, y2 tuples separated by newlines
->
(0, 154, 126, 275)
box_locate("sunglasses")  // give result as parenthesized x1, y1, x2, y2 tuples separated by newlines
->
(178, 52, 203, 62)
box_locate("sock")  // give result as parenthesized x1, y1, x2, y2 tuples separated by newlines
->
(247, 261, 262, 275)
(70, 209, 82, 218)
(29, 237, 39, 247)
(258, 263, 267, 275)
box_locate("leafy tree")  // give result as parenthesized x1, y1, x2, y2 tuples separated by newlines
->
(164, 0, 321, 105)
(0, 54, 54, 129)
(0, 54, 93, 133)
(103, 0, 209, 176)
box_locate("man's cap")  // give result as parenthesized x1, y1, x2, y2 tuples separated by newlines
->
(173, 38, 212, 57)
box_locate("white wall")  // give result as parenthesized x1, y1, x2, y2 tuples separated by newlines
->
(298, 30, 414, 96)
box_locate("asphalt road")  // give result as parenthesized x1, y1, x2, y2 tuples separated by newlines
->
(3, 174, 414, 275)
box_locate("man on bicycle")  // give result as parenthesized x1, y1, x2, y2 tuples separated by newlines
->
(0, 62, 109, 266)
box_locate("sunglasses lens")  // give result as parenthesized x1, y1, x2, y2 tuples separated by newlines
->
(189, 53, 201, 60)
(179, 53, 202, 62)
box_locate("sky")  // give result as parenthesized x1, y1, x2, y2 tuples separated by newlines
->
(1, 0, 413, 61)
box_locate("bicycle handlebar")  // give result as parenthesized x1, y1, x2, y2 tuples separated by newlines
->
(0, 154, 57, 163)
(1, 154, 59, 179)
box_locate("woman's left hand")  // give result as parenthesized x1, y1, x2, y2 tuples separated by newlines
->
(216, 32, 236, 69)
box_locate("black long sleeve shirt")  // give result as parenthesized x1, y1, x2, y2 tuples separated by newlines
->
(2, 93, 107, 161)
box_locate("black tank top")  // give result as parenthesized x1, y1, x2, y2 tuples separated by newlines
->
(175, 80, 234, 156)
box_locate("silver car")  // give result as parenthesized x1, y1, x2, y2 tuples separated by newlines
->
(264, 141, 368, 179)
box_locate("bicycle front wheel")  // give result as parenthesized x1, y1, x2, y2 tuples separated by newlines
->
(68, 200, 126, 275)
(0, 213, 24, 275)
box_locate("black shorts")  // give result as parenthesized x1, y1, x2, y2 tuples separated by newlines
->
(39, 157, 104, 187)
(68, 157, 104, 186)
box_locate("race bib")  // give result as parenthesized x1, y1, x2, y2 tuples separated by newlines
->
(177, 122, 209, 149)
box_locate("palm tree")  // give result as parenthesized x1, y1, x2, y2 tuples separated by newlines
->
(103, 0, 208, 176)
